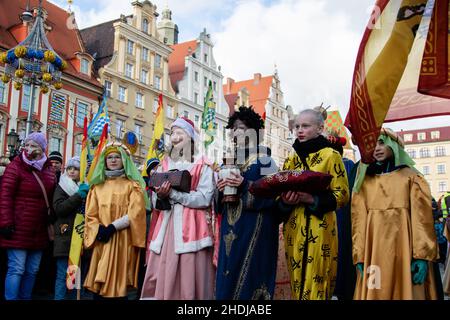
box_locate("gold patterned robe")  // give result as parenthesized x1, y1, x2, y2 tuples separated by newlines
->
(83, 177, 146, 297)
(283, 147, 349, 300)
(352, 168, 439, 300)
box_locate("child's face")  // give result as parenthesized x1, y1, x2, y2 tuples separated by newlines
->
(373, 139, 393, 162)
(293, 113, 323, 142)
(105, 152, 124, 170)
(66, 166, 80, 181)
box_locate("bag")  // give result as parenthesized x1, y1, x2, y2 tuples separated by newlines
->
(249, 170, 333, 198)
(148, 169, 192, 193)
(32, 171, 55, 241)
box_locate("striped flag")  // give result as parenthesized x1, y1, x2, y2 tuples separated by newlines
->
(201, 80, 217, 148)
(142, 93, 165, 177)
(88, 94, 110, 142)
(344, 0, 429, 163)
(87, 123, 109, 182)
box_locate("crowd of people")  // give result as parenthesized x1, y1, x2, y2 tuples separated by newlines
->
(0, 105, 448, 300)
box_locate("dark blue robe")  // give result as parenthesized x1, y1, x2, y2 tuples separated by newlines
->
(216, 152, 280, 300)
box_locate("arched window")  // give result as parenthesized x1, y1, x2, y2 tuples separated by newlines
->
(142, 18, 149, 33)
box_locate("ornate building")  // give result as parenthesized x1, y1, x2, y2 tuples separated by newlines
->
(81, 0, 178, 165)
(0, 0, 103, 161)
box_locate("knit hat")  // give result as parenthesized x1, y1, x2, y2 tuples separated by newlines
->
(66, 156, 80, 169)
(24, 132, 47, 152)
(170, 117, 199, 141)
(146, 157, 160, 175)
(49, 151, 63, 163)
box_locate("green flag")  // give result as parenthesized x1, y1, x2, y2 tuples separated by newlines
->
(201, 80, 217, 148)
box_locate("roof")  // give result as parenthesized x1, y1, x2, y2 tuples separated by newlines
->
(224, 93, 238, 111)
(168, 40, 198, 92)
(324, 110, 352, 149)
(0, 0, 101, 88)
(80, 19, 116, 71)
(385, 88, 450, 122)
(397, 126, 450, 145)
(223, 75, 273, 116)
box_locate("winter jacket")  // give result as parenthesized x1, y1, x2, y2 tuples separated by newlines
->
(0, 153, 56, 249)
(53, 185, 83, 257)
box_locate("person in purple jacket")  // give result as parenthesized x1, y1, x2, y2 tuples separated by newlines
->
(0, 132, 56, 300)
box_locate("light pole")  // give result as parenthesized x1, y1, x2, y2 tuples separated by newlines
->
(6, 128, 20, 159)
(0, 0, 66, 137)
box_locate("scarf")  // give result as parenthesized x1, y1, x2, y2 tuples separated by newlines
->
(22, 151, 48, 171)
(292, 135, 330, 168)
(105, 168, 125, 178)
(59, 173, 79, 196)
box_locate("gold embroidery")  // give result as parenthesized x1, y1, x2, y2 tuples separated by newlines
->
(226, 200, 243, 226)
(252, 284, 271, 300)
(224, 230, 237, 257)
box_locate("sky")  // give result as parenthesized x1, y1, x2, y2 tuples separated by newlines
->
(48, 0, 450, 132)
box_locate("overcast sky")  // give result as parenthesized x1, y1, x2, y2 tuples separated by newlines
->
(48, 0, 450, 131)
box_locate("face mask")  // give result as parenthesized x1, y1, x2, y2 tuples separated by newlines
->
(24, 145, 41, 160)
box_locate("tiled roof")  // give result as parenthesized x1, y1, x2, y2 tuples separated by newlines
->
(223, 74, 273, 116)
(80, 19, 116, 71)
(397, 126, 450, 144)
(0, 0, 101, 88)
(168, 40, 198, 93)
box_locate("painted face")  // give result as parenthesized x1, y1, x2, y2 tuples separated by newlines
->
(373, 139, 393, 162)
(293, 113, 323, 142)
(24, 140, 43, 160)
(232, 119, 252, 147)
(105, 152, 123, 170)
(170, 126, 191, 150)
(66, 166, 80, 182)
(50, 160, 62, 172)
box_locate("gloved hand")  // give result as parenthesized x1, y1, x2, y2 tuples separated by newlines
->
(96, 224, 116, 243)
(77, 183, 90, 199)
(411, 259, 428, 285)
(356, 263, 364, 276)
(0, 225, 14, 239)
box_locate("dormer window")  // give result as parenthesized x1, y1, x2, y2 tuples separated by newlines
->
(81, 58, 89, 75)
(142, 18, 149, 34)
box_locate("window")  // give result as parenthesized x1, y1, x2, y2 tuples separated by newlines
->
(104, 81, 112, 97)
(204, 77, 208, 87)
(403, 134, 413, 142)
(153, 99, 159, 113)
(431, 131, 440, 139)
(116, 119, 124, 138)
(194, 72, 199, 82)
(154, 54, 161, 68)
(74, 142, 82, 156)
(125, 63, 133, 78)
(142, 18, 149, 33)
(422, 166, 430, 175)
(50, 93, 65, 122)
(213, 81, 217, 91)
(127, 40, 134, 54)
(194, 92, 198, 104)
(80, 58, 89, 74)
(183, 110, 189, 119)
(154, 75, 161, 90)
(439, 181, 447, 193)
(195, 115, 200, 126)
(419, 148, 430, 158)
(142, 47, 149, 62)
(76, 101, 89, 127)
(135, 92, 144, 109)
(166, 104, 173, 118)
(417, 132, 426, 141)
(437, 164, 446, 175)
(49, 137, 62, 153)
(435, 146, 446, 157)
(406, 149, 416, 159)
(134, 124, 143, 143)
(140, 69, 148, 84)
(204, 53, 208, 63)
(0, 81, 6, 104)
(118, 86, 127, 102)
(21, 84, 37, 112)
